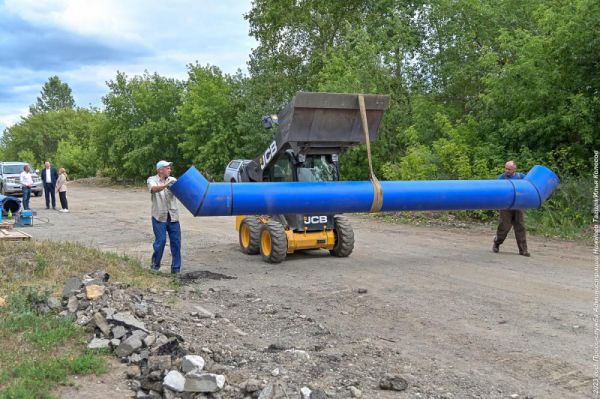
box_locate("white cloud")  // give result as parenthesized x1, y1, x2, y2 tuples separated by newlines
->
(0, 0, 257, 130)
(0, 108, 28, 132)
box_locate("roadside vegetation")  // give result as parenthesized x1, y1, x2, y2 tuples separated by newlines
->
(0, 0, 597, 239)
(377, 175, 593, 241)
(0, 241, 172, 398)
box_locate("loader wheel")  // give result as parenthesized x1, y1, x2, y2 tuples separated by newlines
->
(330, 216, 354, 257)
(260, 221, 288, 263)
(239, 217, 261, 255)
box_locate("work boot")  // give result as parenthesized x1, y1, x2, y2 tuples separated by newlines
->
(492, 240, 500, 253)
(517, 240, 530, 257)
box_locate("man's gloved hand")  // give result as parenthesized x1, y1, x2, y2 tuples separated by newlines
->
(165, 177, 177, 188)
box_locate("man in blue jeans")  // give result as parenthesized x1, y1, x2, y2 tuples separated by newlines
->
(147, 160, 181, 274)
(19, 164, 33, 210)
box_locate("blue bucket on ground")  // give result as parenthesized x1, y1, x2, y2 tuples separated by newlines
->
(18, 210, 33, 226)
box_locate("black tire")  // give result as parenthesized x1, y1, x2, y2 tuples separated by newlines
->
(330, 216, 354, 257)
(34, 191, 42, 197)
(239, 217, 261, 255)
(260, 221, 288, 263)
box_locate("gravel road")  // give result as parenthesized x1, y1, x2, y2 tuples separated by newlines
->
(25, 182, 592, 398)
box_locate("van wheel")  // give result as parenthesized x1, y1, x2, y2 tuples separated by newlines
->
(34, 191, 42, 197)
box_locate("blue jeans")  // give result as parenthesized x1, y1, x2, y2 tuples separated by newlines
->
(151, 215, 181, 273)
(22, 186, 31, 210)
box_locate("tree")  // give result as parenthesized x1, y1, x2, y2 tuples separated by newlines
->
(0, 108, 103, 174)
(177, 64, 245, 177)
(100, 71, 184, 179)
(29, 76, 76, 115)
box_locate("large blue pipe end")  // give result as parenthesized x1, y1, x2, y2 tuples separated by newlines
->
(170, 166, 210, 216)
(0, 194, 21, 215)
(524, 165, 561, 204)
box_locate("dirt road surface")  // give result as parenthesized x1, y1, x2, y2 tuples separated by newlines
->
(25, 182, 592, 398)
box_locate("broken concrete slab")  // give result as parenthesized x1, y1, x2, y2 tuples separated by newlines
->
(147, 355, 172, 371)
(67, 296, 79, 313)
(115, 336, 143, 357)
(62, 277, 82, 298)
(87, 337, 111, 350)
(112, 312, 148, 332)
(181, 355, 205, 373)
(112, 325, 127, 339)
(163, 370, 185, 392)
(184, 372, 225, 393)
(93, 312, 111, 336)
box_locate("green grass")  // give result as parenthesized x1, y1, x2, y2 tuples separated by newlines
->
(0, 241, 175, 398)
(0, 289, 105, 398)
(0, 353, 105, 399)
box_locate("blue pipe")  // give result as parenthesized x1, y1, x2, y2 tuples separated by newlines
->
(170, 165, 560, 217)
(0, 194, 21, 215)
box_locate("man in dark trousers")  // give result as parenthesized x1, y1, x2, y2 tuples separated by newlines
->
(492, 160, 530, 256)
(41, 160, 58, 210)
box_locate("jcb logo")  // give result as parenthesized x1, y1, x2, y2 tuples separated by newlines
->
(304, 216, 328, 224)
(260, 141, 277, 170)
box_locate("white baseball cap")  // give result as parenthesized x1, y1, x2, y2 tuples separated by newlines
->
(156, 160, 172, 170)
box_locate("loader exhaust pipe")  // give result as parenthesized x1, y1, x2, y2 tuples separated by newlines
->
(170, 165, 560, 217)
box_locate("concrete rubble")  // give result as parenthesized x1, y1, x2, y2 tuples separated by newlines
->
(51, 271, 234, 399)
(43, 270, 416, 398)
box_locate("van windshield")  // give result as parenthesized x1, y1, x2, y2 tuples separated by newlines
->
(2, 165, 27, 174)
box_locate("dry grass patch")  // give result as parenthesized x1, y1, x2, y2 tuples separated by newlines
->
(0, 240, 170, 297)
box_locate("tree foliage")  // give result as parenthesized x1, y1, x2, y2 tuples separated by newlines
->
(29, 76, 76, 115)
(0, 0, 596, 236)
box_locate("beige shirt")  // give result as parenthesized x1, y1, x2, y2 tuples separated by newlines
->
(147, 175, 179, 222)
(56, 174, 67, 192)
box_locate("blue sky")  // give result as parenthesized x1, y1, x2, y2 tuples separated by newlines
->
(0, 0, 256, 132)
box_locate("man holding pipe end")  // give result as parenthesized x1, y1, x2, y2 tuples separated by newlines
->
(147, 160, 181, 274)
(492, 160, 530, 257)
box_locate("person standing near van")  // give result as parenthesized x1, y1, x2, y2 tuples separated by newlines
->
(41, 160, 58, 210)
(19, 164, 33, 210)
(55, 168, 69, 213)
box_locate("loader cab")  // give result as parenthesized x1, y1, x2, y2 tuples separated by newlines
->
(264, 153, 339, 183)
(296, 154, 339, 182)
(263, 151, 339, 233)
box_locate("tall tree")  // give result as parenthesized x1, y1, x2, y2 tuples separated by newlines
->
(100, 71, 184, 179)
(177, 64, 245, 177)
(29, 76, 76, 114)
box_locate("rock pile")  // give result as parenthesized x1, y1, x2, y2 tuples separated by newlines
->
(42, 270, 413, 398)
(55, 271, 230, 399)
